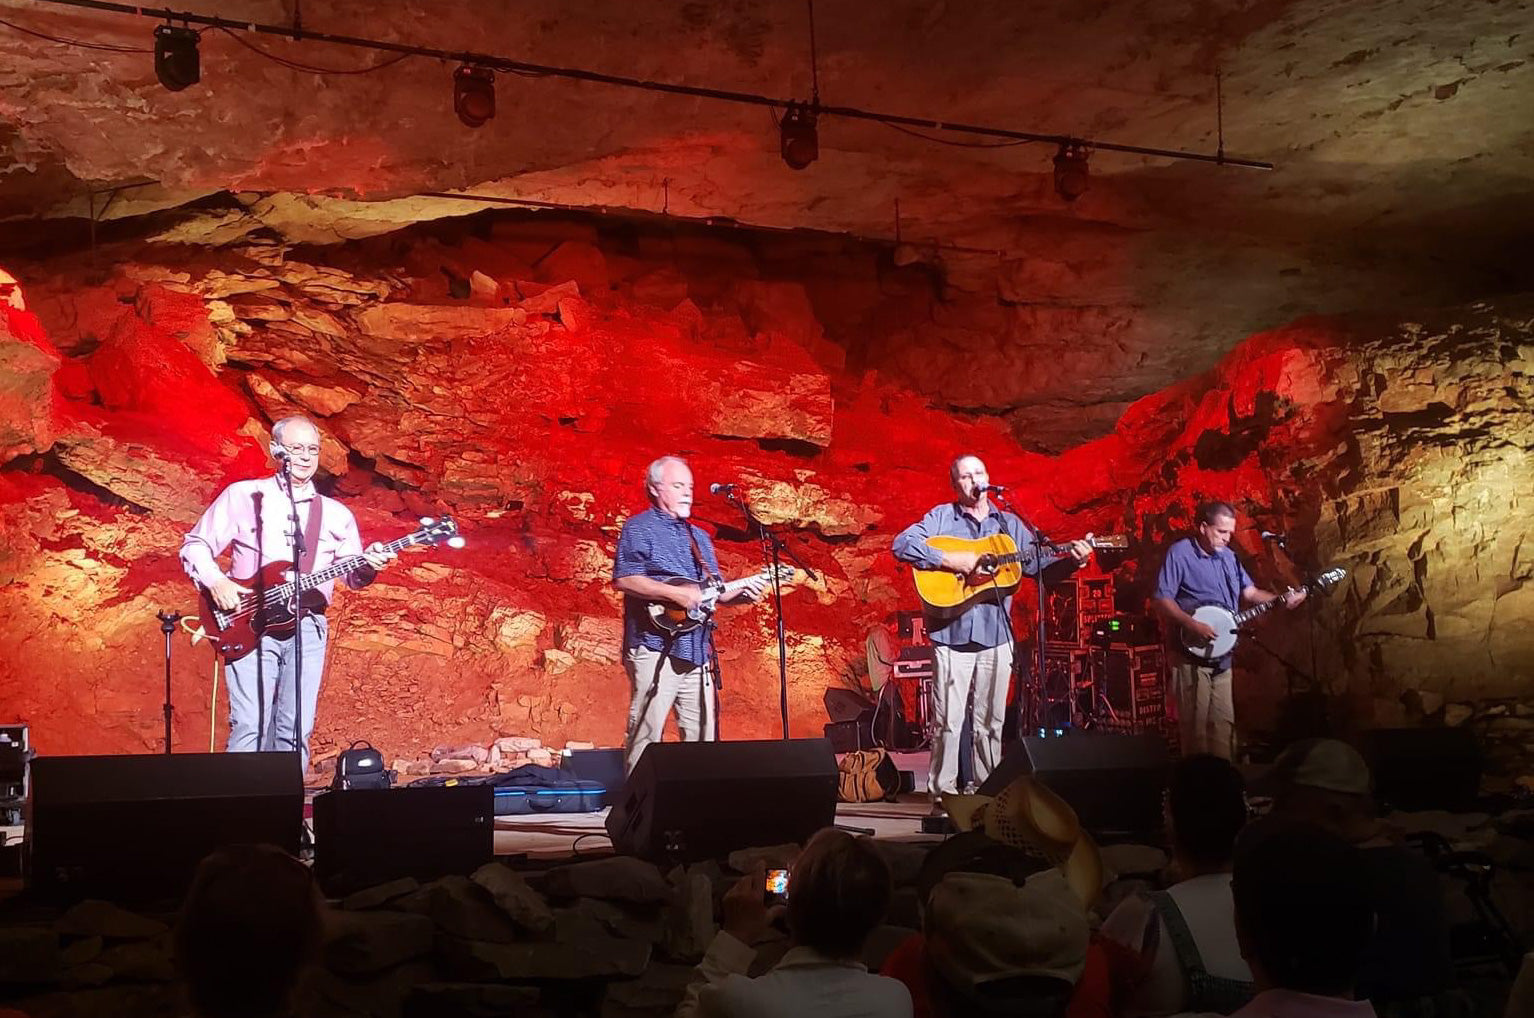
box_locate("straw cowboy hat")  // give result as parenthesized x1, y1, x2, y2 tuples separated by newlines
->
(940, 774, 1104, 909)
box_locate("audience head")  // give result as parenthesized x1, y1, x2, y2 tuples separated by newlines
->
(1265, 738, 1377, 841)
(924, 868, 1089, 1016)
(1232, 824, 1375, 997)
(1166, 753, 1248, 873)
(785, 828, 893, 960)
(175, 843, 325, 1018)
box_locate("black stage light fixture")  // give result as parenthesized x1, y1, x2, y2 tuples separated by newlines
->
(154, 24, 201, 92)
(780, 102, 819, 170)
(1053, 142, 1091, 201)
(454, 65, 496, 128)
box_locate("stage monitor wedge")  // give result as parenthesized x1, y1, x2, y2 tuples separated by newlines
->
(978, 732, 1170, 837)
(312, 784, 494, 897)
(606, 739, 839, 863)
(1357, 727, 1481, 812)
(28, 751, 303, 903)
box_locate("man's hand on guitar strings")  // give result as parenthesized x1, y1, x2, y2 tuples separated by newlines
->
(209, 577, 251, 611)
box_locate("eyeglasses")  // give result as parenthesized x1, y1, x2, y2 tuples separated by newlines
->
(280, 444, 322, 458)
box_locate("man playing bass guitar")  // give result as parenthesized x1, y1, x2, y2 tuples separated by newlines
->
(1150, 501, 1305, 761)
(180, 415, 397, 773)
(892, 454, 1091, 802)
(613, 456, 767, 773)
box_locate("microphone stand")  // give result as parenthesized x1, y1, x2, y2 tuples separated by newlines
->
(281, 460, 307, 774)
(724, 490, 819, 740)
(158, 609, 182, 753)
(985, 490, 1053, 734)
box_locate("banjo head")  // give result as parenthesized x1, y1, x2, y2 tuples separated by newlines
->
(1188, 604, 1239, 659)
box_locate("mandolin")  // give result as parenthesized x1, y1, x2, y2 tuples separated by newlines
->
(646, 564, 798, 634)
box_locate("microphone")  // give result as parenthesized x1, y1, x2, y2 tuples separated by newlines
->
(979, 484, 1007, 494)
(272, 447, 289, 460)
(1260, 530, 1287, 546)
(709, 482, 737, 495)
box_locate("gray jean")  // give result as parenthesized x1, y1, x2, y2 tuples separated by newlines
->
(224, 614, 328, 773)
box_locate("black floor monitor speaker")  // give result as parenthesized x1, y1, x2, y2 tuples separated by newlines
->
(606, 739, 838, 862)
(28, 752, 303, 902)
(1357, 727, 1482, 812)
(312, 784, 494, 896)
(978, 732, 1170, 836)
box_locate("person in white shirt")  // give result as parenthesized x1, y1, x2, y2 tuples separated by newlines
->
(180, 415, 395, 772)
(1227, 824, 1378, 1018)
(1101, 754, 1254, 1016)
(677, 828, 913, 1018)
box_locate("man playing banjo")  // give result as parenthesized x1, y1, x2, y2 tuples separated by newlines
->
(1150, 501, 1305, 760)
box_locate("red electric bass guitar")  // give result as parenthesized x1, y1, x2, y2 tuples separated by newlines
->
(195, 516, 463, 663)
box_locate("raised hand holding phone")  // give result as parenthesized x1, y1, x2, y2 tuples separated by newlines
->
(723, 861, 786, 944)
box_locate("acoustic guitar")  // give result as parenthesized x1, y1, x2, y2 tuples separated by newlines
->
(646, 564, 798, 634)
(911, 532, 1128, 616)
(196, 516, 463, 663)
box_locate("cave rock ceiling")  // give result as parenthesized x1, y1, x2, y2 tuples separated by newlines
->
(1, 0, 1531, 426)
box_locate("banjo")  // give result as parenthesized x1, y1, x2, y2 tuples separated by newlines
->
(1181, 566, 1347, 662)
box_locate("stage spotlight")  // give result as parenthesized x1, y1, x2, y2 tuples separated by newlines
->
(454, 65, 496, 128)
(1053, 142, 1091, 201)
(779, 103, 819, 170)
(154, 25, 201, 92)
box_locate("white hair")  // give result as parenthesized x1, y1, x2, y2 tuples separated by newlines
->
(645, 455, 688, 489)
(271, 415, 319, 445)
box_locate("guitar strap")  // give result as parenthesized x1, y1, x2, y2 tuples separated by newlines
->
(683, 525, 720, 583)
(1221, 548, 1241, 610)
(299, 495, 324, 575)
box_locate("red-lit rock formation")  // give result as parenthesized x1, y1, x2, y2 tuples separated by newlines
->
(1, 218, 1529, 783)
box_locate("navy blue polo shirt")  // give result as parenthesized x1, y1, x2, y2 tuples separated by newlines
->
(613, 507, 722, 666)
(1154, 536, 1254, 669)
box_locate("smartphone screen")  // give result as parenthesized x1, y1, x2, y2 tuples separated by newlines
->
(764, 868, 789, 901)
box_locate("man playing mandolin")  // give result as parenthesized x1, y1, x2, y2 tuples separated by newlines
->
(893, 454, 1091, 802)
(1150, 501, 1305, 761)
(613, 456, 768, 773)
(180, 415, 396, 773)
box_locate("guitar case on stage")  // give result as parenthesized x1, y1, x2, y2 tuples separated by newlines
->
(416, 764, 609, 814)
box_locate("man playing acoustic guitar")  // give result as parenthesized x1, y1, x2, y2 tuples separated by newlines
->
(1150, 501, 1305, 760)
(613, 456, 768, 773)
(893, 454, 1091, 801)
(180, 415, 396, 773)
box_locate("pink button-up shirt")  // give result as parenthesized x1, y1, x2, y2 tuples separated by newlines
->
(180, 475, 366, 604)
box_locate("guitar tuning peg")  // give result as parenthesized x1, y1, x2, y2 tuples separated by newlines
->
(447, 536, 466, 549)
(421, 516, 436, 525)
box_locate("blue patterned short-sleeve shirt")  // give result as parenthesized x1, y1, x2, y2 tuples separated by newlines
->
(613, 507, 722, 666)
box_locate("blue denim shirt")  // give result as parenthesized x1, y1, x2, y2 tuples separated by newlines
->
(614, 507, 722, 666)
(891, 502, 1061, 649)
(1154, 536, 1254, 669)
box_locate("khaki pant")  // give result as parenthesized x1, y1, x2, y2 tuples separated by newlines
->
(929, 643, 1013, 795)
(1171, 659, 1235, 759)
(623, 646, 716, 773)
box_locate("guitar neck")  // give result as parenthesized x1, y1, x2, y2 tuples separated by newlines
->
(1234, 594, 1288, 627)
(273, 533, 421, 598)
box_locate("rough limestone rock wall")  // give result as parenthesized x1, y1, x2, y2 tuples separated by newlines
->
(0, 217, 1529, 780)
